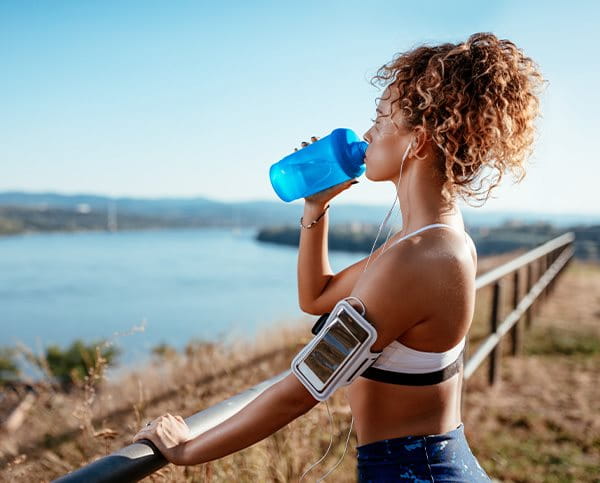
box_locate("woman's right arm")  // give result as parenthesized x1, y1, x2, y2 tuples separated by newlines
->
(297, 200, 335, 313)
(297, 183, 383, 315)
(295, 137, 369, 315)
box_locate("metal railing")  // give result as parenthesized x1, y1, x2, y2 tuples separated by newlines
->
(54, 232, 575, 482)
(54, 371, 291, 482)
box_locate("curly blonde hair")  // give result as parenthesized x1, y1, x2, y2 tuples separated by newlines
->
(370, 32, 545, 207)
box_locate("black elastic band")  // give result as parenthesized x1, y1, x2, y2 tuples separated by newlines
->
(360, 347, 465, 386)
(311, 312, 331, 335)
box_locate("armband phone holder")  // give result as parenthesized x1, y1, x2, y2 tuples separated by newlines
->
(311, 312, 330, 335)
(292, 297, 381, 401)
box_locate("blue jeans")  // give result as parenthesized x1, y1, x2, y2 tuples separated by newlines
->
(356, 423, 492, 482)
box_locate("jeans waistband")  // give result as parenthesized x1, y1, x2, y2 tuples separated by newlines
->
(356, 422, 464, 452)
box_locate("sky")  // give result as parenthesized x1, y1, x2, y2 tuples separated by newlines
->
(1, 0, 598, 214)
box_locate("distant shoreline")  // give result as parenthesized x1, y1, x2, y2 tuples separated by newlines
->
(1, 216, 599, 261)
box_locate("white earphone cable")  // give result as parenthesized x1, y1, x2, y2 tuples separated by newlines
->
(362, 139, 412, 275)
(298, 399, 335, 482)
(298, 139, 413, 481)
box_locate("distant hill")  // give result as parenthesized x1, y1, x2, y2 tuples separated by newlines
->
(0, 205, 191, 235)
(1, 191, 598, 231)
(257, 222, 600, 261)
(1, 191, 598, 260)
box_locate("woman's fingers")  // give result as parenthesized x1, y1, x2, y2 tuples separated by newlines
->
(132, 415, 164, 443)
(293, 135, 320, 151)
(330, 178, 357, 192)
(303, 177, 359, 204)
(132, 427, 150, 443)
(133, 413, 191, 445)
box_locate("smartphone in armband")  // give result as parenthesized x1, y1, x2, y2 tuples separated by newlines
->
(292, 298, 382, 401)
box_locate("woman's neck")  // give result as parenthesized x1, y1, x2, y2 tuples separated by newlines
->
(393, 158, 463, 234)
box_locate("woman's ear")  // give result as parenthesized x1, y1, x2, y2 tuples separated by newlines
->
(411, 126, 428, 160)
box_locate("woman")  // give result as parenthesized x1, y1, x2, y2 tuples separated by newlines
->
(133, 32, 543, 481)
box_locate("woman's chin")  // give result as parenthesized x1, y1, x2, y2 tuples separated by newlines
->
(363, 168, 379, 182)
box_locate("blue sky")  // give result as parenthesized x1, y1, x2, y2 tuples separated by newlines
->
(1, 0, 598, 214)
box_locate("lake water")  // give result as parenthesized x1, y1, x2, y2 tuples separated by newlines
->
(0, 228, 362, 374)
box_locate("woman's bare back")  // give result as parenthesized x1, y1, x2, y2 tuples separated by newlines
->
(347, 227, 477, 446)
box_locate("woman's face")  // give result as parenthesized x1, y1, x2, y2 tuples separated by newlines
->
(362, 88, 413, 182)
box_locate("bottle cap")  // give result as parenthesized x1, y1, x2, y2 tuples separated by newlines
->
(331, 128, 368, 177)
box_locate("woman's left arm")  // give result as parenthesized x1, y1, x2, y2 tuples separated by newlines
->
(132, 372, 319, 466)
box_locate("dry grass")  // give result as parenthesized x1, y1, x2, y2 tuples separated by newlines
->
(463, 257, 600, 483)
(0, 254, 598, 482)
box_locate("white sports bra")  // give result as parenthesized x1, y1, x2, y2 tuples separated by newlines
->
(360, 223, 472, 386)
(383, 222, 474, 255)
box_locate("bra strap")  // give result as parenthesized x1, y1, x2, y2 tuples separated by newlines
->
(388, 223, 470, 250)
(360, 346, 465, 386)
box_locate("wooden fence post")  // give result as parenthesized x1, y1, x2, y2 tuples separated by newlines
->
(542, 253, 549, 300)
(525, 263, 533, 330)
(510, 270, 522, 356)
(534, 257, 543, 315)
(550, 251, 557, 294)
(488, 280, 502, 386)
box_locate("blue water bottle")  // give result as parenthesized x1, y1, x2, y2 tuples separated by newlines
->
(269, 128, 368, 202)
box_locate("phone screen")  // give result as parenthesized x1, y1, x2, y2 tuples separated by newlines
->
(303, 315, 360, 383)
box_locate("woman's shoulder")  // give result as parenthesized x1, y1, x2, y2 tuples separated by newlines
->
(379, 230, 470, 274)
(364, 233, 474, 304)
(351, 241, 464, 351)
(350, 236, 474, 350)
(355, 238, 465, 310)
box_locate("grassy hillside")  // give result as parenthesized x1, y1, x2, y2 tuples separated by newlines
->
(0, 257, 598, 482)
(463, 259, 600, 482)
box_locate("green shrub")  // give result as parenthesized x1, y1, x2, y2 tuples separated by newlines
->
(151, 342, 178, 361)
(40, 339, 120, 388)
(0, 347, 19, 385)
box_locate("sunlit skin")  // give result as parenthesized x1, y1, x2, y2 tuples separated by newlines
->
(132, 84, 478, 466)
